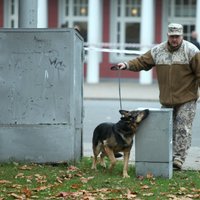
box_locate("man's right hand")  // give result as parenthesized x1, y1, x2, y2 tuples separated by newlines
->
(110, 63, 127, 70)
(117, 63, 127, 70)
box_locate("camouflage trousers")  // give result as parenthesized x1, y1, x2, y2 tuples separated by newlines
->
(162, 100, 196, 163)
(172, 100, 196, 163)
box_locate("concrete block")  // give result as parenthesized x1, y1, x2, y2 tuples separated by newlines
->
(0, 125, 76, 163)
(135, 108, 173, 178)
(0, 29, 84, 163)
(135, 162, 173, 178)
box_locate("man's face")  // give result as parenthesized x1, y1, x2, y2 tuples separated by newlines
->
(168, 35, 183, 47)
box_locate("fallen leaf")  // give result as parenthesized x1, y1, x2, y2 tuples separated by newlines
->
(62, 173, 73, 179)
(56, 191, 85, 199)
(80, 176, 94, 183)
(56, 177, 63, 183)
(67, 165, 79, 172)
(57, 191, 71, 197)
(32, 185, 49, 192)
(143, 193, 154, 197)
(141, 185, 150, 189)
(126, 189, 137, 199)
(15, 173, 24, 178)
(10, 193, 26, 199)
(146, 172, 154, 179)
(0, 180, 11, 184)
(19, 165, 32, 170)
(193, 194, 200, 198)
(71, 183, 82, 189)
(34, 174, 47, 183)
(167, 194, 178, 199)
(75, 173, 83, 177)
(34, 174, 46, 179)
(180, 187, 188, 192)
(137, 175, 144, 180)
(21, 187, 32, 198)
(191, 188, 200, 193)
(11, 184, 22, 189)
(186, 194, 195, 198)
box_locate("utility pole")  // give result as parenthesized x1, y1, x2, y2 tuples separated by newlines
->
(18, 0, 38, 28)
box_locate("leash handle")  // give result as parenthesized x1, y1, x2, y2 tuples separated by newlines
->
(110, 65, 120, 70)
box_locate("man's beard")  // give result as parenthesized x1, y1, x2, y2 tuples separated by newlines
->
(167, 40, 183, 52)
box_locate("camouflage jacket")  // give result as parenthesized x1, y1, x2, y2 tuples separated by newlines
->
(127, 40, 200, 107)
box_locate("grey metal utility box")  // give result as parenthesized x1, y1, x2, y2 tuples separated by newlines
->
(135, 108, 173, 179)
(0, 28, 84, 163)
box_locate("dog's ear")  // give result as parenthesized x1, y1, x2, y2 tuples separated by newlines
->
(119, 110, 130, 117)
(119, 110, 128, 115)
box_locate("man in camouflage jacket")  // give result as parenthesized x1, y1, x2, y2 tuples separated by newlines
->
(117, 23, 200, 170)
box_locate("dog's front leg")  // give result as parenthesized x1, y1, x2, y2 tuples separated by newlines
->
(104, 146, 116, 172)
(91, 155, 98, 170)
(123, 151, 130, 178)
(100, 152, 106, 168)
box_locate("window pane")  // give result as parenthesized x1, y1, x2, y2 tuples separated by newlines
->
(11, 20, 15, 28)
(175, 5, 181, 16)
(125, 23, 140, 51)
(117, 0, 121, 16)
(183, 25, 188, 35)
(175, 0, 181, 4)
(74, 0, 88, 16)
(65, 0, 69, 16)
(174, 0, 196, 17)
(183, 24, 196, 40)
(11, 0, 15, 14)
(125, 0, 141, 17)
(117, 23, 120, 43)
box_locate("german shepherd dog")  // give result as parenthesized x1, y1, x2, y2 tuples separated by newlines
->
(91, 109, 149, 178)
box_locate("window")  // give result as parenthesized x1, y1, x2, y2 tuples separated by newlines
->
(74, 0, 88, 16)
(125, 0, 141, 17)
(174, 0, 196, 17)
(168, 0, 196, 41)
(125, 23, 140, 48)
(110, 0, 142, 61)
(59, 0, 88, 42)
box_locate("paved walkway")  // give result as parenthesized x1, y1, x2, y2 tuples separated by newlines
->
(84, 80, 159, 101)
(83, 80, 200, 171)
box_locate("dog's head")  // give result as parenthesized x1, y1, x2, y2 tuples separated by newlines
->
(119, 109, 149, 124)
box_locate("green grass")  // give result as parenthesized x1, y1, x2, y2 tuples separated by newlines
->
(0, 157, 200, 199)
